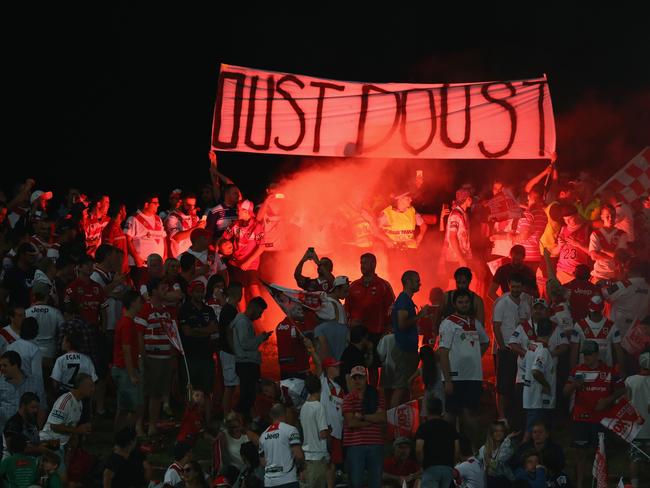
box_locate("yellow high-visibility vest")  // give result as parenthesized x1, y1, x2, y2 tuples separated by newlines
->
(382, 206, 417, 248)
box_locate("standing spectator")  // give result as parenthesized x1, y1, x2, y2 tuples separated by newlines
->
(346, 253, 395, 386)
(56, 302, 99, 383)
(477, 421, 517, 488)
(178, 280, 218, 399)
(315, 276, 350, 362)
(81, 195, 110, 257)
(39, 373, 95, 475)
(342, 366, 386, 488)
(522, 319, 557, 436)
(415, 396, 459, 488)
(165, 192, 205, 258)
(383, 437, 421, 488)
(184, 228, 228, 282)
(340, 326, 372, 393)
(442, 188, 473, 273)
(570, 295, 623, 370)
(102, 202, 130, 274)
(553, 207, 591, 284)
(206, 184, 240, 243)
(124, 194, 166, 274)
(563, 340, 625, 488)
(564, 265, 600, 322)
(389, 270, 432, 408)
(625, 351, 650, 488)
(0, 305, 24, 355)
(589, 204, 629, 282)
(259, 403, 304, 488)
(50, 333, 97, 395)
(64, 254, 105, 327)
(488, 245, 537, 301)
(276, 305, 311, 380)
(300, 374, 329, 488)
(160, 188, 183, 221)
(26, 281, 64, 374)
(438, 289, 490, 436)
(442, 267, 486, 323)
(294, 248, 335, 293)
(454, 435, 484, 488)
(492, 274, 532, 423)
(6, 317, 42, 381)
(1, 242, 38, 308)
(408, 345, 445, 416)
(0, 351, 46, 433)
(231, 297, 272, 419)
(378, 192, 427, 250)
(218, 282, 243, 416)
(134, 278, 177, 436)
(111, 290, 144, 435)
(513, 189, 548, 278)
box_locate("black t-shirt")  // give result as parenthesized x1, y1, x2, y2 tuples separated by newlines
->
(3, 413, 40, 453)
(415, 418, 459, 468)
(492, 262, 537, 294)
(338, 344, 366, 392)
(1, 266, 35, 308)
(218, 302, 238, 354)
(104, 451, 145, 488)
(179, 301, 217, 357)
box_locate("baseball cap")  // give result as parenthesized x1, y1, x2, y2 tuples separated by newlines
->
(332, 276, 349, 288)
(393, 437, 412, 449)
(239, 200, 254, 212)
(532, 298, 548, 308)
(581, 340, 599, 355)
(639, 351, 650, 370)
(190, 228, 210, 242)
(588, 295, 604, 312)
(350, 365, 367, 377)
(322, 357, 342, 368)
(30, 190, 53, 204)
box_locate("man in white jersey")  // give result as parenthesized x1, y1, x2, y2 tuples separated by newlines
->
(570, 295, 624, 370)
(124, 194, 166, 270)
(522, 318, 557, 439)
(259, 403, 304, 488)
(164, 192, 206, 258)
(40, 373, 95, 474)
(439, 289, 490, 437)
(50, 333, 97, 393)
(589, 204, 628, 282)
(492, 274, 532, 422)
(25, 282, 63, 372)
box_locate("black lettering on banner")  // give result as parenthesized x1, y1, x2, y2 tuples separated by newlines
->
(244, 75, 274, 150)
(440, 84, 471, 148)
(399, 89, 436, 155)
(522, 80, 547, 157)
(213, 72, 246, 149)
(355, 84, 401, 155)
(310, 81, 345, 152)
(478, 82, 517, 158)
(274, 75, 306, 151)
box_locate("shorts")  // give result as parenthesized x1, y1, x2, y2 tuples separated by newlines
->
(305, 458, 329, 486)
(386, 346, 419, 389)
(495, 349, 517, 395)
(572, 421, 605, 448)
(445, 380, 482, 414)
(142, 356, 173, 397)
(220, 351, 240, 386)
(328, 437, 343, 465)
(630, 438, 650, 463)
(229, 267, 260, 288)
(525, 408, 552, 432)
(112, 367, 144, 411)
(186, 356, 216, 393)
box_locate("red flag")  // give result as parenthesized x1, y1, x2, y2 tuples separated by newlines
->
(592, 432, 608, 488)
(600, 396, 645, 444)
(485, 189, 522, 222)
(164, 319, 185, 355)
(263, 281, 324, 314)
(386, 399, 420, 438)
(596, 147, 650, 204)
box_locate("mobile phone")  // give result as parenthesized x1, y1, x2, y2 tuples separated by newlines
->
(307, 247, 315, 253)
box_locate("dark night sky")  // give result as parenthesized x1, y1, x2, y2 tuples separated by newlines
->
(5, 8, 650, 209)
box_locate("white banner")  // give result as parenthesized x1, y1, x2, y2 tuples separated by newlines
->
(212, 64, 556, 160)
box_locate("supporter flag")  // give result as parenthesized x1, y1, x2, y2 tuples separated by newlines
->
(596, 147, 650, 204)
(263, 281, 324, 314)
(600, 395, 645, 444)
(485, 189, 522, 222)
(621, 319, 650, 356)
(164, 319, 185, 355)
(592, 432, 608, 488)
(387, 399, 420, 438)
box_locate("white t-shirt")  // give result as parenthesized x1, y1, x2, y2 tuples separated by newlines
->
(184, 248, 227, 278)
(124, 211, 166, 266)
(571, 316, 621, 366)
(316, 296, 347, 324)
(40, 392, 83, 446)
(523, 342, 556, 409)
(163, 463, 183, 487)
(439, 315, 490, 382)
(602, 277, 650, 339)
(319, 373, 344, 440)
(259, 421, 302, 487)
(455, 456, 485, 488)
(90, 268, 124, 332)
(7, 339, 42, 380)
(625, 374, 650, 439)
(492, 293, 532, 353)
(51, 352, 98, 390)
(508, 320, 569, 383)
(25, 304, 64, 359)
(165, 211, 199, 258)
(300, 400, 329, 461)
(589, 227, 628, 280)
(549, 301, 574, 332)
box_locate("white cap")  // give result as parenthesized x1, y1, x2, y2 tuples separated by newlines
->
(30, 190, 53, 204)
(333, 275, 349, 288)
